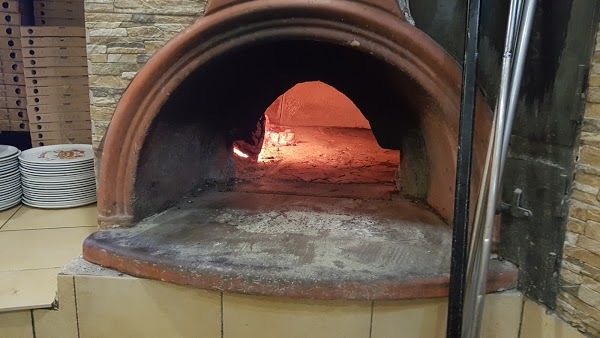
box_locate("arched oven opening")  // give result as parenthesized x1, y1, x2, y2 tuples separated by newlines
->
(135, 39, 432, 216)
(235, 81, 401, 198)
(83, 0, 517, 300)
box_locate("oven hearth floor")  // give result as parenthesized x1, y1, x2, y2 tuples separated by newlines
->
(84, 191, 517, 300)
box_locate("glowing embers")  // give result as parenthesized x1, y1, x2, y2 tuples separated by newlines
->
(236, 126, 399, 185)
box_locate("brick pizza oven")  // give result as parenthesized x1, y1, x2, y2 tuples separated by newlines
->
(83, 0, 518, 300)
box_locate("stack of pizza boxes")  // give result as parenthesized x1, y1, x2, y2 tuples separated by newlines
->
(33, 0, 84, 27)
(0, 1, 29, 133)
(20, 25, 91, 147)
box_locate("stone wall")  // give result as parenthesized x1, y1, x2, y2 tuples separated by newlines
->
(85, 0, 208, 148)
(557, 25, 600, 336)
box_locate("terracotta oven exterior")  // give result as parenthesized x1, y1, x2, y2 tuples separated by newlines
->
(83, 0, 515, 300)
(94, 0, 492, 226)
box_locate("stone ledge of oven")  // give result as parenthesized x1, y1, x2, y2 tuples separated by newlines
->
(82, 191, 518, 300)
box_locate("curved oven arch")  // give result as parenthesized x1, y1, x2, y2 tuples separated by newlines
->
(96, 0, 492, 227)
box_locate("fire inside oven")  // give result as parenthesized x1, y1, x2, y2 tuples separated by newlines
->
(140, 39, 429, 212)
(233, 81, 399, 199)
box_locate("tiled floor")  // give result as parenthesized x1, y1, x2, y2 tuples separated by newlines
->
(0, 204, 97, 312)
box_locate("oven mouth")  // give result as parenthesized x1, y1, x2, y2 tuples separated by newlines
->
(132, 37, 428, 214)
(85, 0, 514, 300)
(96, 14, 484, 225)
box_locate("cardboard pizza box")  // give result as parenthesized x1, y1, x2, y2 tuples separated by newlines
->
(25, 84, 88, 96)
(22, 46, 86, 58)
(29, 120, 90, 132)
(25, 75, 88, 87)
(29, 111, 90, 123)
(28, 102, 89, 114)
(24, 66, 88, 78)
(25, 56, 86, 67)
(30, 128, 91, 140)
(32, 136, 92, 147)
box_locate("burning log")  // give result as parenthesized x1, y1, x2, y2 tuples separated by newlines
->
(233, 115, 296, 161)
(233, 115, 266, 162)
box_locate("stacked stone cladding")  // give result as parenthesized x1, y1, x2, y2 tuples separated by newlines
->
(558, 24, 600, 337)
(85, 0, 207, 148)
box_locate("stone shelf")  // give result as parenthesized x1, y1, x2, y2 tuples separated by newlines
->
(84, 191, 517, 300)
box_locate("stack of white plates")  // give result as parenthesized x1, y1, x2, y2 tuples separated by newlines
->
(0, 145, 22, 211)
(19, 144, 96, 209)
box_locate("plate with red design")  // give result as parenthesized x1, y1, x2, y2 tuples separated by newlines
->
(19, 144, 93, 164)
(18, 144, 96, 209)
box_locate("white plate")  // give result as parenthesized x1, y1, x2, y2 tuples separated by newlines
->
(0, 174, 20, 185)
(22, 198, 96, 206)
(22, 179, 95, 190)
(0, 193, 21, 203)
(22, 181, 95, 190)
(1, 177, 21, 187)
(23, 188, 96, 198)
(0, 145, 19, 160)
(1, 180, 22, 192)
(22, 196, 96, 209)
(1, 181, 22, 192)
(19, 162, 93, 171)
(19, 160, 94, 168)
(19, 168, 94, 176)
(23, 189, 96, 200)
(19, 162, 94, 172)
(1, 175, 21, 185)
(21, 176, 95, 186)
(0, 189, 23, 199)
(0, 153, 20, 165)
(0, 183, 21, 193)
(23, 193, 96, 203)
(23, 194, 96, 202)
(19, 157, 93, 165)
(1, 189, 22, 202)
(22, 173, 95, 182)
(0, 167, 19, 179)
(21, 175, 95, 184)
(19, 165, 94, 176)
(23, 184, 95, 194)
(2, 193, 22, 202)
(0, 166, 20, 175)
(19, 144, 93, 164)
(0, 197, 21, 211)
(23, 186, 96, 195)
(0, 158, 19, 167)
(0, 165, 19, 174)
(19, 157, 94, 166)
(21, 170, 96, 182)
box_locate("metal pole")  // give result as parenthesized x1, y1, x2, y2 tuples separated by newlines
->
(465, 1, 524, 295)
(472, 4, 537, 333)
(462, 1, 536, 337)
(446, 0, 482, 336)
(465, 2, 523, 297)
(462, 0, 522, 336)
(501, 0, 537, 174)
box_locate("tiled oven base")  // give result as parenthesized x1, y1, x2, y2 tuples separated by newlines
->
(2, 258, 586, 337)
(83, 191, 517, 300)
